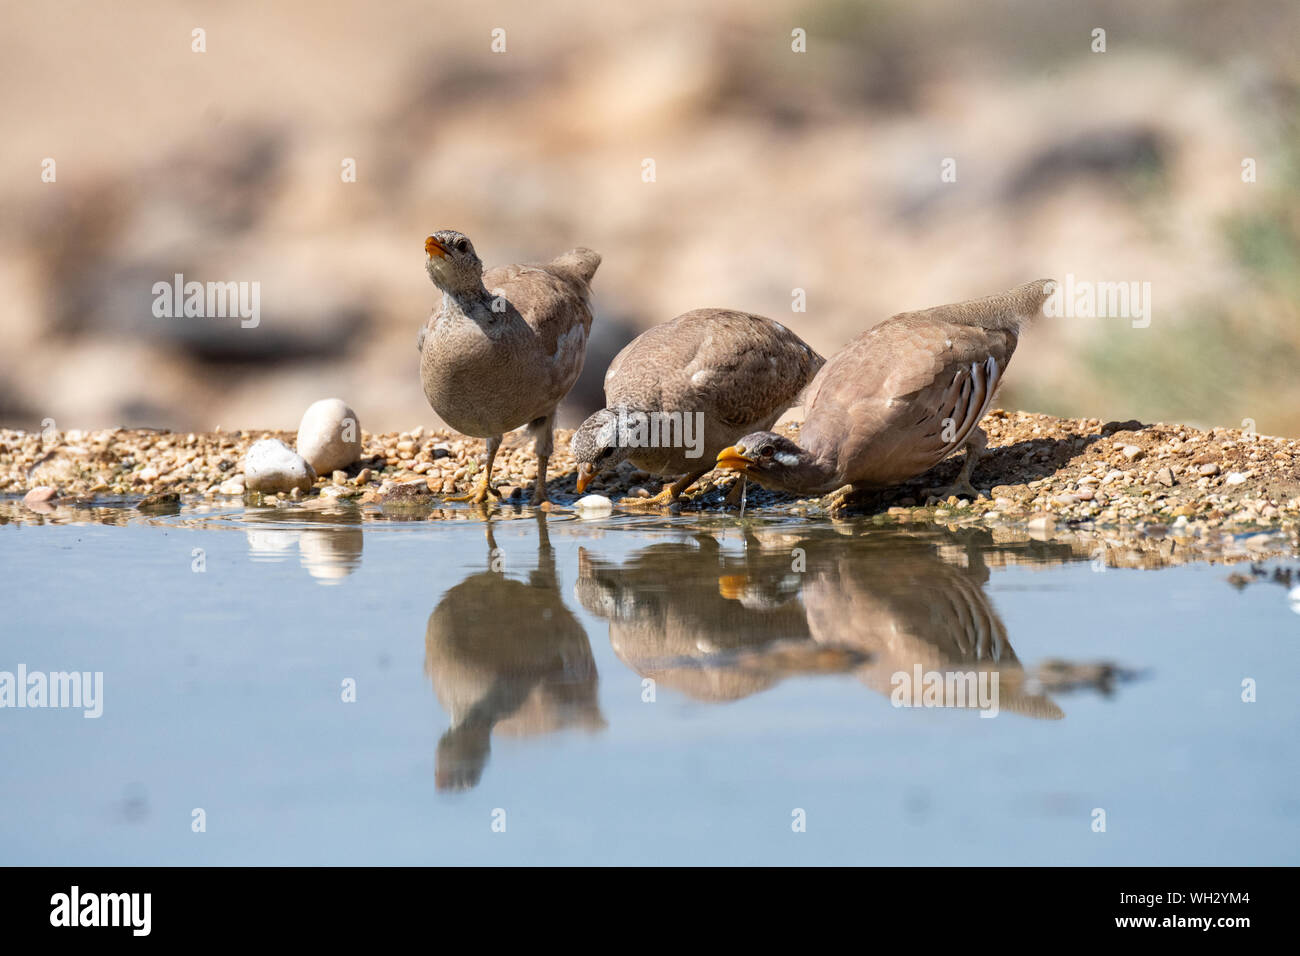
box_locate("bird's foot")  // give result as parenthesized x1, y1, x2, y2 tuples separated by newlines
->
(823, 486, 869, 516)
(529, 481, 550, 507)
(444, 477, 500, 504)
(922, 480, 980, 504)
(618, 486, 679, 509)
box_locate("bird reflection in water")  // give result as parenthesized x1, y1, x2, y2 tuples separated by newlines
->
(424, 514, 604, 791)
(579, 525, 1138, 717)
(575, 531, 868, 702)
(800, 531, 1062, 718)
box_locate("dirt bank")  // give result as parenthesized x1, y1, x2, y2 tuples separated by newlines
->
(2, 411, 1298, 536)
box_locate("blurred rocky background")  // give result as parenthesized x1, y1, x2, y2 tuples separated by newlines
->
(1, 0, 1297, 434)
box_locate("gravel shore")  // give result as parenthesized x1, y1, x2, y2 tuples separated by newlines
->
(3, 411, 1299, 539)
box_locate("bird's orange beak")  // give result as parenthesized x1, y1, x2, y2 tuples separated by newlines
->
(575, 462, 595, 494)
(715, 446, 754, 473)
(425, 235, 448, 259)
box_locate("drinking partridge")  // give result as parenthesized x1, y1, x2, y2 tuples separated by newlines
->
(715, 280, 1054, 508)
(570, 309, 822, 507)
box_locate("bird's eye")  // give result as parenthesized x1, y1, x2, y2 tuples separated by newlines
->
(760, 446, 775, 459)
(454, 239, 469, 253)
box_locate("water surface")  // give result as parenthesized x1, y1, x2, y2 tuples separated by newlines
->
(1, 501, 1297, 865)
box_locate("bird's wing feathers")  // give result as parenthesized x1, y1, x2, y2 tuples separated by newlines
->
(681, 312, 823, 429)
(484, 261, 595, 394)
(802, 315, 1017, 484)
(605, 310, 823, 430)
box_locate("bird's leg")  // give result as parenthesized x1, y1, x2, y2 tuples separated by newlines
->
(527, 414, 554, 505)
(923, 426, 987, 502)
(528, 513, 557, 589)
(619, 470, 708, 509)
(445, 436, 502, 504)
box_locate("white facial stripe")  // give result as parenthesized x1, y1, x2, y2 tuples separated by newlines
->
(775, 452, 799, 467)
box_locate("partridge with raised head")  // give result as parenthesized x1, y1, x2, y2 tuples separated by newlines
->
(419, 230, 600, 504)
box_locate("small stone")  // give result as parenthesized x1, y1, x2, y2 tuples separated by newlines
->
(379, 480, 433, 502)
(575, 494, 614, 516)
(244, 439, 316, 494)
(1197, 462, 1220, 477)
(1050, 494, 1077, 506)
(1154, 467, 1175, 487)
(332, 470, 348, 484)
(23, 486, 57, 505)
(628, 486, 651, 498)
(137, 491, 180, 512)
(355, 468, 372, 485)
(1027, 514, 1056, 535)
(431, 446, 451, 459)
(296, 399, 362, 475)
(1101, 470, 1125, 485)
(218, 478, 246, 496)
(1225, 471, 1248, 485)
(1121, 445, 1144, 461)
(1075, 488, 1095, 501)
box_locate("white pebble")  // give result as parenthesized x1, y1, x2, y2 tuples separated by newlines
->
(1027, 514, 1056, 535)
(244, 439, 316, 494)
(296, 399, 362, 475)
(575, 494, 614, 516)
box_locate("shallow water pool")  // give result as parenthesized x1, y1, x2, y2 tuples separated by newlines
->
(1, 500, 1297, 865)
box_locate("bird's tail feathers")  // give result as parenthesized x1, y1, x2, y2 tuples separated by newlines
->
(919, 278, 1056, 332)
(550, 248, 602, 285)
